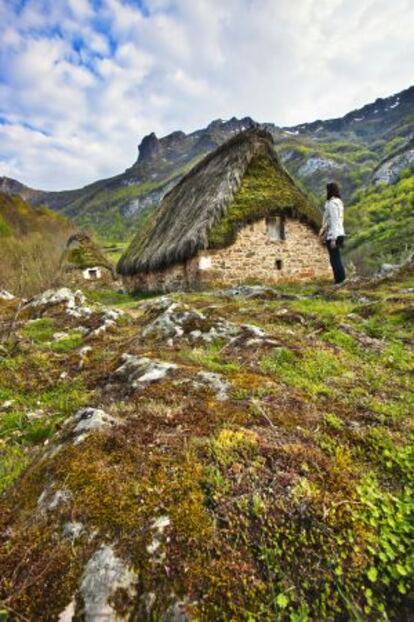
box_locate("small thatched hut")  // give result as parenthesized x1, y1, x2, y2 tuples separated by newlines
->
(118, 129, 330, 292)
(60, 233, 115, 287)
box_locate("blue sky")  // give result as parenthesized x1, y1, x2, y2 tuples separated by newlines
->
(0, 0, 413, 190)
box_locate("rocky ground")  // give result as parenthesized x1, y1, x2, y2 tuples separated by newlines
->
(0, 269, 413, 621)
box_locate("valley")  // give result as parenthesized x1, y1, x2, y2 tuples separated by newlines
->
(1, 85, 413, 273)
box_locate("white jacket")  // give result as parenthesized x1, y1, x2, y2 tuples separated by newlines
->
(323, 197, 345, 240)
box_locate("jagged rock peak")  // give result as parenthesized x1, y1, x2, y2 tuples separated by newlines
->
(135, 117, 259, 167)
(207, 116, 257, 131)
(137, 132, 161, 163)
(136, 130, 191, 167)
(162, 130, 187, 146)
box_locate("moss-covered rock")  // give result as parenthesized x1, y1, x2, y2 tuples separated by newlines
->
(0, 266, 413, 620)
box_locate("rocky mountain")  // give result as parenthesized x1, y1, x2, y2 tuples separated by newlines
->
(274, 85, 414, 200)
(0, 177, 44, 203)
(1, 85, 413, 245)
(372, 137, 414, 185)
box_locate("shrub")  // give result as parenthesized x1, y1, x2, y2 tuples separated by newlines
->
(0, 229, 71, 297)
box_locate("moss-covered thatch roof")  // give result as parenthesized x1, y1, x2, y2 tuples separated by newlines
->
(60, 233, 115, 275)
(118, 129, 321, 275)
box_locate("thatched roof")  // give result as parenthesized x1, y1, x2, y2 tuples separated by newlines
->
(60, 233, 115, 276)
(118, 129, 321, 276)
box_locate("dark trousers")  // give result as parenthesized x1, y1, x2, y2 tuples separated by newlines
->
(326, 237, 346, 284)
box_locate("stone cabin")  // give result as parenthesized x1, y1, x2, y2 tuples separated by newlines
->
(118, 129, 330, 292)
(60, 234, 115, 288)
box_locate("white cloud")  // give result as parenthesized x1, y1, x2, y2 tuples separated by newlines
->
(0, 0, 413, 190)
(68, 0, 94, 20)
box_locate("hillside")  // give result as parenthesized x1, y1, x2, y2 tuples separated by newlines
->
(0, 266, 413, 620)
(1, 85, 413, 245)
(0, 192, 69, 239)
(345, 171, 414, 272)
(0, 192, 73, 295)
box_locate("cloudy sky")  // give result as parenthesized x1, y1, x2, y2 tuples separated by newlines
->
(0, 0, 413, 190)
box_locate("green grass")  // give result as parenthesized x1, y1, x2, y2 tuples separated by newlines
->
(0, 444, 30, 493)
(179, 341, 241, 374)
(49, 332, 83, 352)
(361, 308, 414, 341)
(0, 376, 91, 493)
(34, 379, 91, 416)
(85, 287, 144, 308)
(0, 410, 57, 445)
(287, 298, 356, 322)
(100, 242, 129, 264)
(23, 318, 56, 343)
(0, 406, 70, 493)
(322, 328, 360, 354)
(22, 322, 84, 351)
(261, 347, 346, 397)
(0, 374, 91, 418)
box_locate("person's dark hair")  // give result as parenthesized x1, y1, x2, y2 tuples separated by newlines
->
(326, 182, 341, 200)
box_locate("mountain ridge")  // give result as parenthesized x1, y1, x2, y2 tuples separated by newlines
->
(1, 84, 413, 244)
(284, 84, 414, 135)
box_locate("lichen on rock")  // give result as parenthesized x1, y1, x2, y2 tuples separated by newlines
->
(26, 287, 86, 311)
(79, 545, 138, 621)
(194, 371, 231, 401)
(114, 353, 178, 388)
(142, 299, 206, 342)
(66, 407, 119, 444)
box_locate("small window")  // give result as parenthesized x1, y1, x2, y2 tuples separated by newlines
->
(266, 216, 286, 241)
(88, 269, 98, 279)
(199, 255, 212, 270)
(275, 259, 283, 270)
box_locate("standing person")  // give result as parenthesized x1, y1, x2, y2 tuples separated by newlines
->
(319, 182, 346, 285)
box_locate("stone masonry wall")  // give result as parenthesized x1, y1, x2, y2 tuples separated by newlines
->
(123, 218, 331, 293)
(202, 218, 330, 284)
(122, 257, 200, 293)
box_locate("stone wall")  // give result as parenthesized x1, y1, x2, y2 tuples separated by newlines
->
(203, 218, 330, 284)
(62, 267, 117, 291)
(123, 217, 331, 292)
(122, 258, 200, 293)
